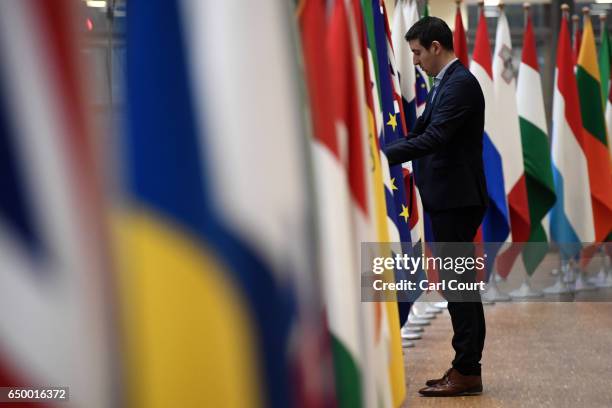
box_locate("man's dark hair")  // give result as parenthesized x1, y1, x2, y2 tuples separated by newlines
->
(405, 16, 454, 51)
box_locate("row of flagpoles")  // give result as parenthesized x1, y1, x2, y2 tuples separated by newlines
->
(447, 1, 612, 299)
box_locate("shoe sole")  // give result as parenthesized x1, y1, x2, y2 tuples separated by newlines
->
(419, 386, 483, 397)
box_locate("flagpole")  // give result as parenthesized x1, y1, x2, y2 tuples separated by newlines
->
(593, 245, 612, 288)
(481, 0, 512, 303)
(571, 6, 601, 292)
(509, 2, 545, 300)
(572, 13, 580, 46)
(473, 0, 494, 305)
(590, 44, 612, 288)
(541, 4, 576, 296)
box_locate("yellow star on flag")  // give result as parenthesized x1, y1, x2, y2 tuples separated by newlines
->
(390, 177, 398, 191)
(386, 113, 397, 132)
(399, 204, 410, 223)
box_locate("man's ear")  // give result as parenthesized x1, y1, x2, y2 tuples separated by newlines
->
(431, 41, 442, 55)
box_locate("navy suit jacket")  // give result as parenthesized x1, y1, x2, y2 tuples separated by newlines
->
(384, 60, 488, 213)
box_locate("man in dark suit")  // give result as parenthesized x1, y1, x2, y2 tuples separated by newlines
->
(384, 17, 488, 397)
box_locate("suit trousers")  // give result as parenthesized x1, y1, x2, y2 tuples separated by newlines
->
(429, 205, 486, 376)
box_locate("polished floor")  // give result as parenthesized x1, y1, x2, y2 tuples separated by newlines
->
(401, 302, 612, 408)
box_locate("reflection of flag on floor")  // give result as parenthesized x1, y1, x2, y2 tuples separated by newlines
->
(576, 13, 612, 243)
(471, 8, 509, 273)
(0, 1, 112, 406)
(493, 8, 530, 279)
(550, 10, 595, 257)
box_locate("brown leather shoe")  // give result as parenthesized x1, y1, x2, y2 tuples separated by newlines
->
(418, 368, 482, 397)
(425, 368, 452, 387)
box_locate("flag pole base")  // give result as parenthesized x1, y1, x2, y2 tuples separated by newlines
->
(402, 340, 415, 348)
(543, 269, 572, 294)
(588, 265, 607, 285)
(596, 270, 612, 288)
(403, 325, 424, 333)
(407, 313, 431, 326)
(593, 250, 612, 288)
(574, 272, 598, 291)
(411, 303, 436, 320)
(432, 301, 448, 309)
(401, 328, 422, 341)
(562, 263, 576, 283)
(481, 271, 511, 302)
(510, 277, 543, 299)
(424, 302, 443, 314)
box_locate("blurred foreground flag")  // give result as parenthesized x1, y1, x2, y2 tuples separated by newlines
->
(576, 11, 612, 242)
(299, 0, 363, 407)
(123, 1, 315, 407)
(550, 8, 594, 256)
(0, 0, 113, 406)
(515, 10, 556, 275)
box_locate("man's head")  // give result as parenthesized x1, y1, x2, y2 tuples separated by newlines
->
(405, 16, 455, 77)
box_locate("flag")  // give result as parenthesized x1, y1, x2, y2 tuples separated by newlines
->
(576, 13, 612, 243)
(420, 1, 434, 90)
(470, 9, 510, 261)
(392, 0, 417, 132)
(492, 8, 530, 279)
(348, 1, 401, 406)
(392, 0, 426, 245)
(402, 0, 429, 116)
(375, 0, 416, 287)
(607, 70, 612, 161)
(299, 1, 360, 406)
(453, 1, 468, 67)
(385, 1, 427, 299)
(122, 1, 319, 407)
(0, 1, 113, 406)
(605, 22, 612, 161)
(550, 10, 595, 257)
(334, 0, 410, 406)
(516, 13, 557, 275)
(363, 0, 410, 405)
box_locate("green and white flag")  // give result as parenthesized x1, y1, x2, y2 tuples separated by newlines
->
(516, 12, 556, 274)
